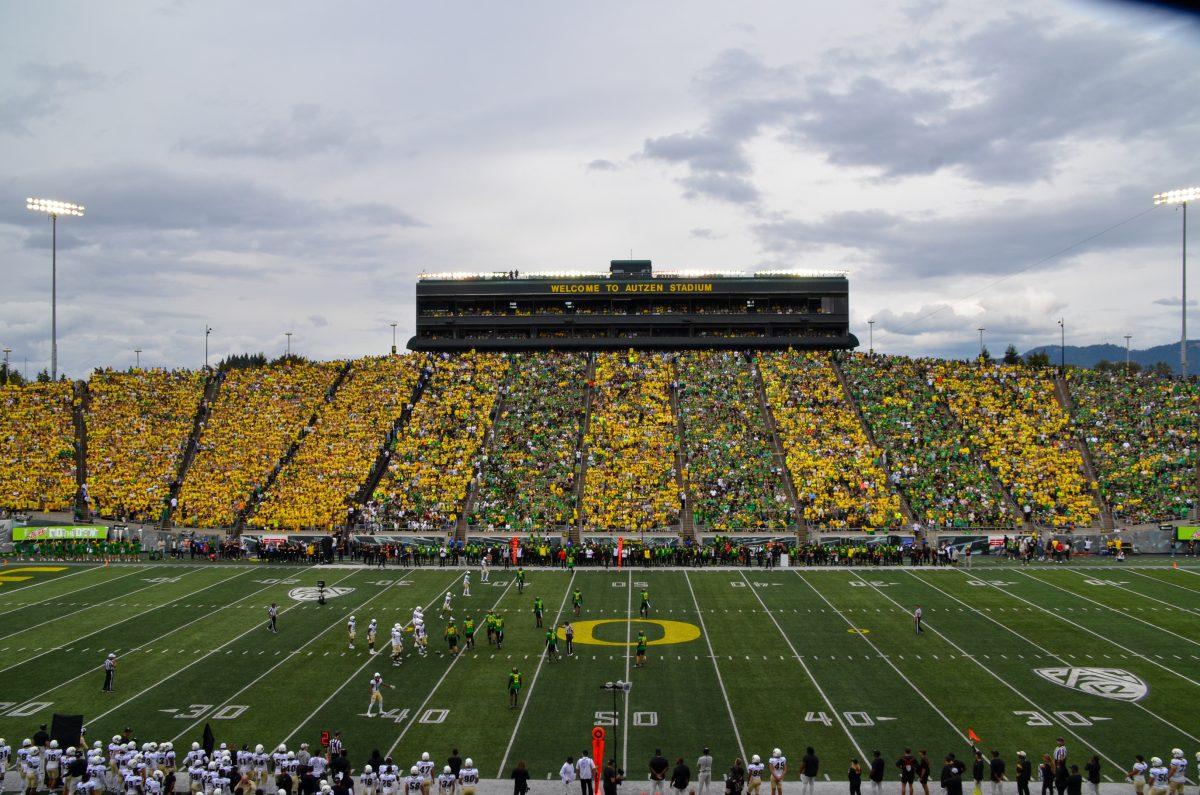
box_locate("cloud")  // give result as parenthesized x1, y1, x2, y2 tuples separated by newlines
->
(308, 314, 329, 327)
(177, 104, 380, 160)
(690, 227, 721, 240)
(1153, 297, 1198, 307)
(586, 158, 619, 171)
(0, 62, 104, 136)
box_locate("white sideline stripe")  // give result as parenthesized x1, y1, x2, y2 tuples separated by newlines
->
(852, 570, 1130, 769)
(1125, 568, 1200, 596)
(384, 577, 518, 759)
(1015, 571, 1200, 678)
(175, 568, 417, 744)
(739, 570, 865, 759)
(18, 567, 264, 705)
(909, 572, 1179, 759)
(685, 570, 745, 763)
(88, 568, 363, 726)
(1071, 569, 1200, 615)
(0, 563, 113, 603)
(622, 569, 632, 773)
(0, 565, 159, 643)
(793, 570, 970, 744)
(496, 572, 577, 776)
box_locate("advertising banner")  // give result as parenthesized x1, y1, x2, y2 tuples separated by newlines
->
(1176, 526, 1200, 542)
(12, 525, 109, 541)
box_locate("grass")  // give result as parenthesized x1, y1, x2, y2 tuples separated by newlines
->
(1, 560, 1198, 782)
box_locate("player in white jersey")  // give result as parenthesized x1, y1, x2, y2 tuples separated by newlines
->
(189, 761, 207, 794)
(0, 738, 10, 777)
(1127, 756, 1148, 795)
(437, 766, 457, 795)
(310, 754, 328, 780)
(391, 623, 406, 666)
(1147, 759, 1168, 795)
(747, 756, 765, 795)
(252, 745, 269, 788)
(368, 672, 386, 716)
(237, 746, 252, 776)
(163, 742, 177, 775)
(87, 757, 109, 791)
(417, 753, 435, 795)
(768, 750, 787, 795)
(441, 592, 453, 617)
(405, 767, 424, 795)
(1167, 750, 1187, 795)
(348, 616, 358, 650)
(123, 766, 143, 795)
(186, 743, 208, 770)
(272, 746, 289, 777)
(368, 619, 379, 654)
(458, 759, 479, 795)
(22, 745, 41, 794)
(414, 621, 429, 657)
(379, 765, 399, 795)
(462, 573, 471, 598)
(360, 765, 379, 795)
(147, 769, 166, 795)
(480, 553, 490, 582)
(412, 606, 424, 626)
(45, 740, 64, 790)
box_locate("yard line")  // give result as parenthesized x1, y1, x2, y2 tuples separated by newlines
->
(738, 570, 865, 759)
(15, 567, 264, 704)
(0, 565, 146, 612)
(0, 564, 108, 602)
(383, 577, 518, 759)
(87, 568, 363, 726)
(496, 571, 576, 776)
(0, 565, 165, 643)
(622, 568, 633, 773)
(1018, 571, 1200, 654)
(684, 571, 745, 762)
(910, 572, 1199, 747)
(1072, 569, 1200, 614)
(793, 570, 970, 744)
(1125, 569, 1200, 596)
(851, 571, 1133, 767)
(173, 568, 418, 744)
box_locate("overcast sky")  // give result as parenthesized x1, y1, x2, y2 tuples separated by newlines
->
(1, 0, 1198, 376)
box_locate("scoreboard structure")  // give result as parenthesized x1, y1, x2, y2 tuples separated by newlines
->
(409, 260, 858, 351)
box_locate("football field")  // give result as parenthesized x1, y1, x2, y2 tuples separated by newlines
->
(1, 561, 1198, 780)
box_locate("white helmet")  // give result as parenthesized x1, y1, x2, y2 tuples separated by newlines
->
(220, 743, 228, 751)
(464, 759, 473, 768)
(1151, 758, 1163, 767)
(773, 749, 781, 758)
(1195, 752, 1200, 762)
(50, 740, 59, 749)
(444, 766, 452, 775)
(22, 739, 31, 747)
(163, 742, 173, 750)
(149, 742, 158, 750)
(279, 790, 289, 795)
(421, 752, 430, 762)
(394, 623, 401, 630)
(364, 766, 373, 774)
(374, 672, 382, 679)
(278, 744, 287, 753)
(192, 742, 200, 751)
(154, 771, 164, 780)
(209, 762, 219, 771)
(752, 755, 760, 764)
(288, 752, 296, 759)
(93, 742, 102, 750)
(142, 743, 151, 752)
(127, 742, 137, 751)
(68, 747, 76, 755)
(255, 745, 264, 754)
(411, 766, 420, 775)
(1172, 749, 1183, 759)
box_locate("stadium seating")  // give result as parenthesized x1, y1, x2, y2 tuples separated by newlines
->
(760, 352, 901, 529)
(842, 354, 1015, 528)
(85, 369, 205, 522)
(1068, 369, 1198, 524)
(378, 353, 508, 529)
(251, 355, 425, 531)
(176, 361, 341, 528)
(931, 362, 1097, 527)
(0, 381, 77, 511)
(582, 351, 680, 530)
(470, 352, 588, 531)
(676, 351, 793, 530)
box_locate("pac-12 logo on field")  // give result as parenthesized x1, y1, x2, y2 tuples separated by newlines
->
(288, 587, 355, 602)
(1033, 667, 1147, 702)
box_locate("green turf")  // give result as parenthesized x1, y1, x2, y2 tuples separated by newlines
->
(1, 562, 1198, 783)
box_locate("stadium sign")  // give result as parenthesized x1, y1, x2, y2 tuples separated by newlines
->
(1033, 667, 1147, 701)
(11, 525, 108, 541)
(288, 586, 355, 602)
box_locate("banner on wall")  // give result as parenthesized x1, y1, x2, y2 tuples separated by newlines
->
(12, 526, 108, 541)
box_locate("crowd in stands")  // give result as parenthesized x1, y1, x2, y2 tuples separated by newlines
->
(933, 363, 1098, 527)
(377, 353, 507, 529)
(251, 356, 425, 531)
(85, 369, 205, 523)
(582, 352, 679, 531)
(470, 353, 587, 531)
(1068, 369, 1198, 524)
(760, 352, 901, 529)
(0, 381, 77, 511)
(843, 355, 1015, 529)
(176, 361, 340, 528)
(676, 351, 794, 530)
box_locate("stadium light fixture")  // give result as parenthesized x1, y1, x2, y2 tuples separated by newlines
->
(1058, 319, 1065, 373)
(2, 348, 10, 386)
(390, 322, 398, 354)
(1153, 187, 1198, 378)
(978, 327, 986, 360)
(205, 326, 213, 370)
(1124, 335, 1132, 374)
(285, 331, 293, 357)
(868, 319, 875, 355)
(26, 197, 86, 381)
(134, 348, 142, 369)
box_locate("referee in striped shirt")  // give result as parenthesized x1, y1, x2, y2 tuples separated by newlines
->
(102, 653, 117, 692)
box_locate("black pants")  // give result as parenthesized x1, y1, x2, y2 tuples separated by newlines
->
(103, 669, 114, 691)
(580, 780, 593, 795)
(268, 617, 277, 632)
(1018, 781, 1030, 795)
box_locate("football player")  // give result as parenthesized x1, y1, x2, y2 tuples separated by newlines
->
(1167, 750, 1187, 795)
(747, 755, 764, 795)
(367, 672, 386, 717)
(634, 631, 647, 668)
(360, 765, 378, 795)
(458, 759, 479, 795)
(462, 573, 471, 598)
(445, 620, 460, 655)
(463, 617, 476, 650)
(639, 588, 650, 618)
(768, 749, 787, 795)
(414, 620, 429, 657)
(437, 766, 456, 795)
(1147, 757, 1168, 795)
(507, 667, 522, 708)
(441, 592, 453, 618)
(379, 763, 398, 795)
(417, 753, 435, 795)
(533, 596, 545, 628)
(404, 767, 423, 795)
(367, 619, 379, 655)
(1126, 755, 1148, 795)
(347, 616, 357, 650)
(391, 623, 405, 667)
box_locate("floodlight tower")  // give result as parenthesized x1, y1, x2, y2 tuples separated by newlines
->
(26, 198, 85, 381)
(1153, 187, 1198, 378)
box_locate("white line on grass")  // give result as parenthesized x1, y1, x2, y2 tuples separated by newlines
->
(0, 565, 165, 643)
(1069, 569, 1200, 615)
(910, 571, 1198, 748)
(1124, 569, 1200, 596)
(793, 570, 970, 744)
(684, 571, 745, 763)
(87, 567, 364, 727)
(0, 564, 114, 603)
(622, 568, 632, 773)
(173, 568, 418, 744)
(382, 577, 518, 759)
(496, 571, 576, 776)
(854, 570, 1129, 769)
(738, 570, 865, 759)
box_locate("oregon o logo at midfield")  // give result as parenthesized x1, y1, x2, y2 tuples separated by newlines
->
(561, 619, 701, 647)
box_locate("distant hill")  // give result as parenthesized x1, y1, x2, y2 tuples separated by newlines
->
(1022, 340, 1200, 373)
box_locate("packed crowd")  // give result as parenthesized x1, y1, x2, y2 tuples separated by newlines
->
(470, 353, 588, 531)
(760, 352, 901, 529)
(843, 355, 1014, 529)
(676, 351, 794, 530)
(582, 352, 679, 531)
(377, 354, 506, 529)
(251, 356, 425, 531)
(932, 363, 1098, 528)
(0, 381, 77, 512)
(85, 370, 205, 523)
(1068, 370, 1198, 524)
(176, 362, 340, 528)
